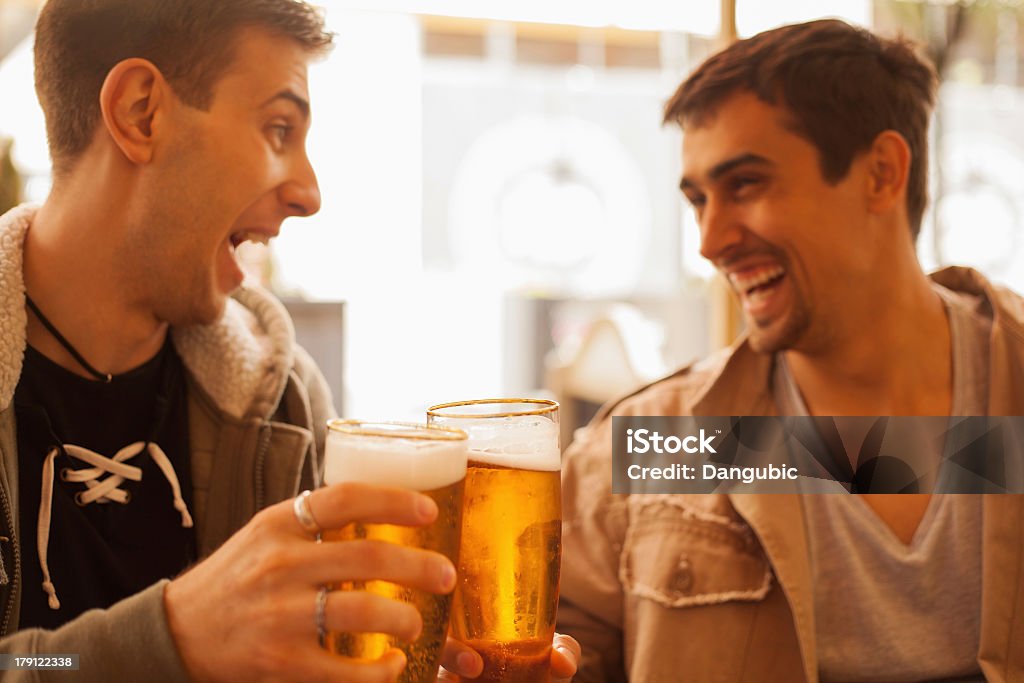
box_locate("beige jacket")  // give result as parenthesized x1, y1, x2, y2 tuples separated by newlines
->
(559, 267, 1024, 683)
(0, 205, 336, 680)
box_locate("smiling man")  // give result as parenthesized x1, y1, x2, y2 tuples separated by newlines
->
(0, 1, 577, 682)
(559, 20, 1024, 683)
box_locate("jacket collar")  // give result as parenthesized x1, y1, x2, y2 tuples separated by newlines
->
(930, 265, 1024, 415)
(0, 204, 294, 421)
(690, 337, 777, 416)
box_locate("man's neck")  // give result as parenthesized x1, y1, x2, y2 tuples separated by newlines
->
(784, 273, 952, 416)
(24, 197, 169, 379)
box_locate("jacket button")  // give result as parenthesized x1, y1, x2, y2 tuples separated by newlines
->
(671, 558, 692, 592)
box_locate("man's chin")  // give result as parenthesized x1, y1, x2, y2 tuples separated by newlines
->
(745, 317, 798, 354)
(174, 292, 232, 328)
(745, 304, 813, 354)
(201, 291, 234, 325)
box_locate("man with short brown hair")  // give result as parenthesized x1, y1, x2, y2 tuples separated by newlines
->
(0, 1, 579, 681)
(559, 19, 1024, 682)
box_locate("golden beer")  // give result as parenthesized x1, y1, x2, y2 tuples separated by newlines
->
(427, 400, 561, 683)
(323, 420, 468, 683)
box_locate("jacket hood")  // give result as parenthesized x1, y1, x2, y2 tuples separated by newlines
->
(0, 204, 294, 421)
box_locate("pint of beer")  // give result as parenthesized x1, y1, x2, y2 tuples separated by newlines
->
(322, 420, 468, 683)
(427, 400, 561, 683)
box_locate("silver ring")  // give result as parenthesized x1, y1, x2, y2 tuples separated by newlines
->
(293, 490, 321, 535)
(315, 586, 329, 648)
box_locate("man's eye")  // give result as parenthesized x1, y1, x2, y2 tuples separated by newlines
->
(684, 194, 706, 210)
(730, 176, 761, 195)
(270, 125, 293, 145)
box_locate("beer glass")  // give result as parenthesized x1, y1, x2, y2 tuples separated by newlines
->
(322, 420, 468, 683)
(426, 399, 561, 683)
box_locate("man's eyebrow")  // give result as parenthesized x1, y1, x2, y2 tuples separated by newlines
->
(262, 90, 310, 120)
(679, 152, 773, 192)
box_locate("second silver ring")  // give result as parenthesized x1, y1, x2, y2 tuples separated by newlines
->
(315, 586, 329, 648)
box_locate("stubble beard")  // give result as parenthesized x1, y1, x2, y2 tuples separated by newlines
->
(137, 163, 230, 329)
(745, 295, 811, 355)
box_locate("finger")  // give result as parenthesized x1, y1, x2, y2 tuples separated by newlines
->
(231, 591, 423, 651)
(276, 483, 438, 536)
(296, 646, 407, 683)
(298, 540, 456, 595)
(325, 591, 423, 643)
(438, 637, 483, 679)
(551, 633, 581, 681)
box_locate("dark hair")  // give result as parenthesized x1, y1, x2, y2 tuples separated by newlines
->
(34, 0, 333, 175)
(664, 20, 937, 239)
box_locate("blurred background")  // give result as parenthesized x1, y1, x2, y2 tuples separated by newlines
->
(2, 0, 1022, 438)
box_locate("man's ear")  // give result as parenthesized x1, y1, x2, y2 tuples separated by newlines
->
(864, 130, 911, 218)
(98, 58, 168, 165)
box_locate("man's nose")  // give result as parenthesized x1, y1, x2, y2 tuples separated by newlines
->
(698, 198, 743, 263)
(279, 152, 321, 218)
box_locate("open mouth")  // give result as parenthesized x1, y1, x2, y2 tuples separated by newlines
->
(730, 265, 786, 297)
(727, 264, 789, 317)
(229, 230, 272, 251)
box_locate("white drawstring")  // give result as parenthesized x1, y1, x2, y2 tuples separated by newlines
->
(38, 442, 194, 610)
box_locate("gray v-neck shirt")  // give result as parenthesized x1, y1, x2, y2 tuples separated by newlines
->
(774, 284, 990, 683)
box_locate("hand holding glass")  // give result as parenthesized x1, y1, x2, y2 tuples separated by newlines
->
(322, 420, 468, 683)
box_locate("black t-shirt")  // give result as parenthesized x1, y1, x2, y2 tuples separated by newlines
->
(14, 339, 196, 630)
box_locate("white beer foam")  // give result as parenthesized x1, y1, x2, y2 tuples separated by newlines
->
(324, 431, 467, 491)
(468, 447, 561, 472)
(453, 416, 561, 471)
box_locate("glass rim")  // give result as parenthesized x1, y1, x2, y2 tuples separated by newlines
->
(327, 419, 468, 441)
(426, 398, 559, 419)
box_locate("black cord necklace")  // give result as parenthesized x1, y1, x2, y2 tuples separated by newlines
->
(25, 295, 113, 383)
